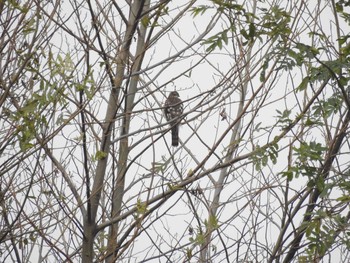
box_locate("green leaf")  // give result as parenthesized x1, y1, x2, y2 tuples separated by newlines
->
(191, 5, 211, 17)
(304, 118, 322, 127)
(141, 16, 150, 27)
(297, 77, 309, 91)
(281, 170, 294, 181)
(186, 248, 193, 260)
(240, 28, 249, 40)
(20, 100, 38, 115)
(336, 195, 350, 202)
(260, 59, 269, 82)
(23, 17, 36, 35)
(295, 43, 319, 59)
(312, 95, 343, 118)
(136, 198, 148, 215)
(203, 30, 230, 52)
(248, 23, 256, 39)
(287, 48, 304, 66)
(94, 151, 107, 160)
(19, 140, 34, 151)
(222, 30, 228, 45)
(190, 232, 205, 245)
(293, 141, 326, 164)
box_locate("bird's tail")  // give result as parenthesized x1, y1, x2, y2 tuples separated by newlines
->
(171, 125, 179, 146)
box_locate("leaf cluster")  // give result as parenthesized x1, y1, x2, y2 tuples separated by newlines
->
(300, 212, 350, 262)
(251, 142, 279, 171)
(281, 141, 326, 182)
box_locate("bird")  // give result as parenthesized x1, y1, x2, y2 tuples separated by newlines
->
(164, 91, 183, 146)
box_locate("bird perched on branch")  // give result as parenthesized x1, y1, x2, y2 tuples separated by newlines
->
(164, 91, 183, 146)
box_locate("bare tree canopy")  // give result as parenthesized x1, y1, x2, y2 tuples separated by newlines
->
(1, 0, 350, 262)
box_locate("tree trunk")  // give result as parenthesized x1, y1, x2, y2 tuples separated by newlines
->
(82, 1, 146, 262)
(105, 1, 148, 262)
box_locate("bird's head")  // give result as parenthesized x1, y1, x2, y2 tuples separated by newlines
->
(169, 91, 180, 97)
